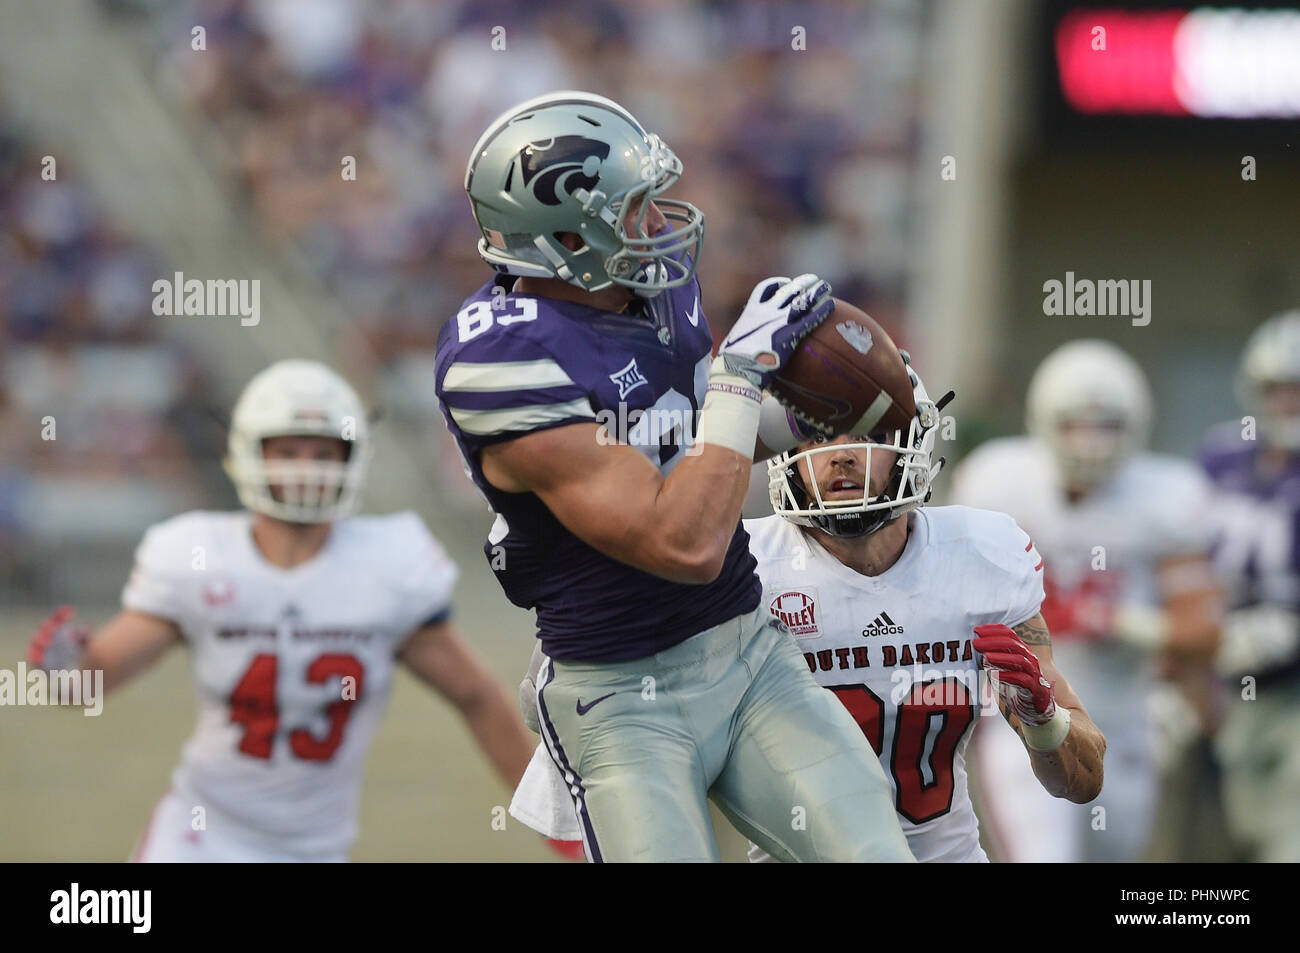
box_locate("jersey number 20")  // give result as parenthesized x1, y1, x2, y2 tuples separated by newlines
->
(829, 678, 976, 824)
(228, 653, 364, 761)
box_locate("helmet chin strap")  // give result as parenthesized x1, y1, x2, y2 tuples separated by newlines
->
(811, 507, 897, 539)
(532, 236, 576, 282)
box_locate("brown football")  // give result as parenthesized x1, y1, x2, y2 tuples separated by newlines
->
(769, 299, 916, 437)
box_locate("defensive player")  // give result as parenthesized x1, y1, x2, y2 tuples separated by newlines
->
(1200, 311, 1300, 862)
(435, 90, 912, 863)
(26, 360, 535, 862)
(951, 340, 1221, 862)
(510, 360, 1107, 862)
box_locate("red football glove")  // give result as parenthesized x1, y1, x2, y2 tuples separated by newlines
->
(972, 624, 1056, 727)
(27, 606, 90, 672)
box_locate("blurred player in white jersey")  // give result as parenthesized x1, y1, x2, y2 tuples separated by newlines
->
(510, 360, 1107, 862)
(952, 340, 1221, 862)
(1200, 311, 1300, 861)
(25, 360, 534, 862)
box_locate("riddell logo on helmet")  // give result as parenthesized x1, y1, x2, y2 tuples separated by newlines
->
(769, 590, 819, 638)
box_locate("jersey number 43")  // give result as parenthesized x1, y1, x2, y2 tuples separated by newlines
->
(228, 653, 364, 761)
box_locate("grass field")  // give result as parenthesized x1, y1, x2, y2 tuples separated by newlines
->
(0, 553, 1225, 864)
(0, 562, 753, 863)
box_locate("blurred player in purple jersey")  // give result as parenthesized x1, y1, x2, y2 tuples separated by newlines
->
(435, 91, 913, 862)
(1200, 310, 1300, 862)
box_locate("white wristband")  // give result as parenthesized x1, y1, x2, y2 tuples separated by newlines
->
(1112, 604, 1169, 653)
(695, 357, 762, 458)
(1022, 705, 1072, 752)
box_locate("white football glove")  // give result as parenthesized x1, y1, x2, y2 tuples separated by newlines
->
(27, 606, 91, 672)
(718, 274, 834, 388)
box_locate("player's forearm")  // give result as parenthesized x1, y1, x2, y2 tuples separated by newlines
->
(80, 640, 159, 696)
(459, 682, 537, 789)
(622, 359, 762, 581)
(37, 642, 141, 704)
(1147, 558, 1222, 658)
(1025, 711, 1106, 803)
(641, 441, 753, 581)
(79, 612, 180, 695)
(1161, 589, 1222, 658)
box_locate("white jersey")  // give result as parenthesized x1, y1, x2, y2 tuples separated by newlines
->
(950, 438, 1211, 731)
(744, 506, 1044, 863)
(951, 438, 1211, 614)
(949, 437, 1213, 861)
(123, 509, 458, 857)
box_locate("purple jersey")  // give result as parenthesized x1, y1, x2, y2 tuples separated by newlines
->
(435, 274, 760, 662)
(1199, 421, 1300, 618)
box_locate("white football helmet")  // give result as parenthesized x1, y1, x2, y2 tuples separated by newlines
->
(1025, 339, 1152, 491)
(1237, 309, 1300, 450)
(223, 360, 371, 523)
(768, 358, 949, 537)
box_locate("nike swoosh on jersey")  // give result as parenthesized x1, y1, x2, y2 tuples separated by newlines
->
(575, 692, 616, 715)
(686, 296, 700, 327)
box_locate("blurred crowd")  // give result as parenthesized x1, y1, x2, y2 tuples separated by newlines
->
(146, 0, 929, 375)
(3, 0, 935, 586)
(0, 96, 225, 597)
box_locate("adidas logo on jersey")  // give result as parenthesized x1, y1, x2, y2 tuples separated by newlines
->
(861, 612, 904, 637)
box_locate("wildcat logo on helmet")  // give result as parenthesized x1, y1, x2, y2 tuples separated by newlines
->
(769, 589, 820, 638)
(516, 135, 610, 206)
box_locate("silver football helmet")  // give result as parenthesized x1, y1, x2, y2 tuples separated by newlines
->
(1237, 309, 1300, 450)
(465, 90, 704, 297)
(223, 360, 371, 524)
(769, 359, 949, 537)
(1025, 339, 1152, 491)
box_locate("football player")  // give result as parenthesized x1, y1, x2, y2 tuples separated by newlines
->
(1199, 311, 1300, 862)
(951, 340, 1221, 862)
(26, 359, 535, 862)
(509, 359, 1107, 862)
(435, 90, 912, 863)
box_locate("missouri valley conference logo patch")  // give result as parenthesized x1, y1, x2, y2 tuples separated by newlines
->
(769, 589, 820, 638)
